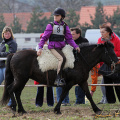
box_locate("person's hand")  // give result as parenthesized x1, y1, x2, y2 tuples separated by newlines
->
(75, 47, 80, 53)
(90, 91, 94, 96)
(37, 49, 42, 56)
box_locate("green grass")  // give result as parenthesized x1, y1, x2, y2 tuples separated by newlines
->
(0, 76, 120, 119)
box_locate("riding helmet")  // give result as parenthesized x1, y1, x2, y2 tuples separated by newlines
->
(53, 7, 65, 18)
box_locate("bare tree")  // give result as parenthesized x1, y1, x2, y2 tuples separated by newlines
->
(34, 0, 93, 12)
(0, 0, 33, 13)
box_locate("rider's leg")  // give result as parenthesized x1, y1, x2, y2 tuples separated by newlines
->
(50, 49, 66, 86)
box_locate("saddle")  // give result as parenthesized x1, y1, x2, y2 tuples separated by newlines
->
(37, 45, 75, 72)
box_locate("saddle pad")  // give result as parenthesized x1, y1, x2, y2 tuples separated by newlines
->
(37, 45, 75, 72)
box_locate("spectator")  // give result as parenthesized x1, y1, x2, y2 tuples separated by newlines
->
(71, 27, 89, 105)
(57, 27, 89, 106)
(37, 7, 80, 86)
(96, 23, 120, 103)
(56, 27, 88, 106)
(90, 64, 108, 104)
(56, 87, 70, 106)
(0, 26, 17, 107)
(34, 33, 54, 107)
(34, 81, 54, 107)
(90, 64, 99, 96)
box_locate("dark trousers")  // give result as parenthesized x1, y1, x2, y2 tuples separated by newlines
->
(75, 86, 85, 104)
(104, 74, 120, 103)
(35, 86, 54, 106)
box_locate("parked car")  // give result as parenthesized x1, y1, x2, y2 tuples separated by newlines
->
(85, 29, 120, 44)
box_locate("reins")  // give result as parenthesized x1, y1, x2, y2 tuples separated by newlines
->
(98, 47, 117, 76)
(75, 50, 90, 68)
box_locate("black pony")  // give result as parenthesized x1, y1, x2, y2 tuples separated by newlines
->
(1, 41, 119, 115)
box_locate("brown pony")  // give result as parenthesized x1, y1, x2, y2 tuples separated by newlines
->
(1, 41, 119, 115)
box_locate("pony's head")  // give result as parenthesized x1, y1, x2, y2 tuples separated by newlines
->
(98, 41, 118, 66)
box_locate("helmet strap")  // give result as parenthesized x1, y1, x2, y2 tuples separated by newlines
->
(60, 18, 63, 22)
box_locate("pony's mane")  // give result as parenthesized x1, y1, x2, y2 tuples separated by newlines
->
(79, 43, 97, 55)
(107, 41, 114, 48)
(79, 42, 97, 48)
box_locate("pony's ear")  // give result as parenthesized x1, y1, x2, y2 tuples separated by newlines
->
(97, 43, 104, 48)
(104, 41, 114, 48)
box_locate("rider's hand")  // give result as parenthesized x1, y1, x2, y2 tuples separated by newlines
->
(75, 47, 80, 53)
(37, 49, 42, 56)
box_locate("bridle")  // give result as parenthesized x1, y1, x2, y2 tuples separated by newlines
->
(100, 47, 118, 76)
(76, 46, 120, 76)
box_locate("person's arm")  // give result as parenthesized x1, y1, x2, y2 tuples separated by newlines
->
(113, 36, 120, 57)
(37, 24, 53, 56)
(38, 24, 53, 49)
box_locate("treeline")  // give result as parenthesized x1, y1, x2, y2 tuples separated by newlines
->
(0, 2, 120, 42)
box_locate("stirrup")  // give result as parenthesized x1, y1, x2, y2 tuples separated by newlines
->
(57, 78, 66, 86)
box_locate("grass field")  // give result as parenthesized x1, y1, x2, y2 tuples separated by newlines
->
(0, 76, 120, 120)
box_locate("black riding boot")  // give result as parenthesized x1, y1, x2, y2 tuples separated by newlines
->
(54, 74, 66, 86)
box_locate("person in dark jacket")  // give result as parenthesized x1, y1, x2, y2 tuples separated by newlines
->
(56, 27, 88, 106)
(71, 27, 88, 105)
(0, 26, 17, 107)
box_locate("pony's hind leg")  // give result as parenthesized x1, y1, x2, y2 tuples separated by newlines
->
(7, 83, 17, 113)
(15, 90, 27, 114)
(14, 77, 29, 114)
(8, 78, 28, 114)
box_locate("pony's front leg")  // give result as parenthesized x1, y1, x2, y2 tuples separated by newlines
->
(80, 82, 102, 114)
(54, 84, 72, 114)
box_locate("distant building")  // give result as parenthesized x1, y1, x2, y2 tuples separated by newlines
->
(14, 33, 42, 50)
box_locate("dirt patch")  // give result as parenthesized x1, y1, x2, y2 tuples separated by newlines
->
(0, 106, 95, 119)
(1, 106, 120, 119)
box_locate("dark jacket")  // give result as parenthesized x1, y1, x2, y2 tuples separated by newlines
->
(0, 38, 17, 68)
(73, 36, 89, 53)
(74, 36, 88, 45)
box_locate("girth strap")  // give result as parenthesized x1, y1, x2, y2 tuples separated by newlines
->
(46, 71, 49, 86)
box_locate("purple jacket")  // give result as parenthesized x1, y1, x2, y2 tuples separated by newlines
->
(38, 21, 78, 49)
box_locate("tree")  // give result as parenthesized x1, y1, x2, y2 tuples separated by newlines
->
(27, 7, 49, 33)
(65, 9, 80, 28)
(90, 2, 106, 28)
(0, 14, 6, 42)
(80, 23, 92, 37)
(11, 17, 22, 33)
(0, 0, 32, 13)
(34, 0, 93, 12)
(106, 6, 120, 35)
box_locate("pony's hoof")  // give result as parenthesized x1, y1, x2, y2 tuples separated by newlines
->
(54, 111, 61, 114)
(95, 110, 102, 115)
(54, 108, 61, 114)
(10, 106, 16, 114)
(18, 109, 27, 114)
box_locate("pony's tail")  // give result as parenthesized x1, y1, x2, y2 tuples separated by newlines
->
(1, 53, 14, 105)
